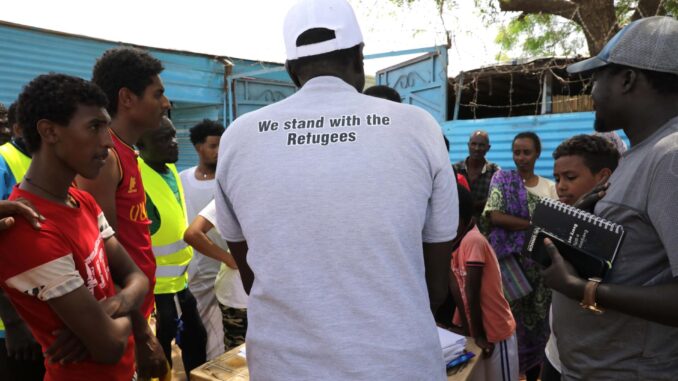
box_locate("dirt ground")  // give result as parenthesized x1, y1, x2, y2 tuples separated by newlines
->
(171, 342, 187, 381)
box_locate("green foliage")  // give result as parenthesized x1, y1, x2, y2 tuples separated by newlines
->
(389, 0, 678, 58)
(664, 0, 678, 15)
(495, 13, 585, 60)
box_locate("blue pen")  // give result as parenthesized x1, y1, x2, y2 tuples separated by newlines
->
(446, 351, 476, 368)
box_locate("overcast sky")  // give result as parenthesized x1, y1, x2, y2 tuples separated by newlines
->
(1, 0, 508, 76)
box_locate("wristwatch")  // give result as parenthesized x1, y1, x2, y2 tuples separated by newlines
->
(580, 277, 604, 314)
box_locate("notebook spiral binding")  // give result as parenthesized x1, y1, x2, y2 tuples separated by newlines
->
(540, 198, 624, 234)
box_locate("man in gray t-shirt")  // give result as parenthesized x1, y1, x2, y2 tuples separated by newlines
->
(543, 16, 678, 380)
(214, 1, 458, 380)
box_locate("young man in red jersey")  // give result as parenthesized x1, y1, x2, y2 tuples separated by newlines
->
(0, 73, 149, 380)
(76, 47, 171, 379)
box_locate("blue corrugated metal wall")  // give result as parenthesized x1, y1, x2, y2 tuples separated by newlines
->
(443, 112, 629, 179)
(0, 22, 233, 172)
(0, 23, 227, 106)
(226, 58, 296, 122)
(376, 48, 448, 123)
(228, 58, 290, 82)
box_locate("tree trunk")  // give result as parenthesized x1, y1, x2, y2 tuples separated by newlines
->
(570, 0, 618, 55)
(499, 0, 617, 55)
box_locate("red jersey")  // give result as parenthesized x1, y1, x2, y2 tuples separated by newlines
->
(0, 187, 135, 381)
(111, 131, 156, 317)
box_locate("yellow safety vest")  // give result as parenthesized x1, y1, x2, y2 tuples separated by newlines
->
(138, 159, 193, 295)
(0, 142, 31, 183)
(0, 143, 31, 334)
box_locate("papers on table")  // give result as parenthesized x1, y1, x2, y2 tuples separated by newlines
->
(437, 327, 467, 363)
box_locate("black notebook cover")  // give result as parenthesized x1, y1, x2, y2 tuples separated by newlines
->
(523, 198, 625, 279)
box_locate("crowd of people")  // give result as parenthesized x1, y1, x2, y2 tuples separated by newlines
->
(0, 1, 676, 380)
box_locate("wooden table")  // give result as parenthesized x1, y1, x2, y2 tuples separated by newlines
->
(191, 340, 481, 381)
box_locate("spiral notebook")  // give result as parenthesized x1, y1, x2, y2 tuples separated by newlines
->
(523, 198, 625, 279)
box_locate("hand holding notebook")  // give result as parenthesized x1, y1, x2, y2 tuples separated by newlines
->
(523, 198, 625, 279)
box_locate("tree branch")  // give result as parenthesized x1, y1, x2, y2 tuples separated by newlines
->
(631, 0, 666, 20)
(499, 0, 578, 21)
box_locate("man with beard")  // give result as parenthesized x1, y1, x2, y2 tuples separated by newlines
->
(543, 16, 678, 380)
(179, 119, 226, 360)
(453, 130, 499, 228)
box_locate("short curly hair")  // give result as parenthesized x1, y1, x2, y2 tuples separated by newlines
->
(553, 134, 620, 174)
(17, 73, 108, 153)
(92, 47, 164, 117)
(7, 101, 17, 127)
(189, 119, 225, 145)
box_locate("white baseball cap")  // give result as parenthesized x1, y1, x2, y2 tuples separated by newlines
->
(283, 0, 364, 60)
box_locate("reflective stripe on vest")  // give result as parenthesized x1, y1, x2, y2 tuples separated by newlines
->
(156, 265, 189, 278)
(0, 143, 31, 183)
(138, 160, 193, 295)
(154, 240, 189, 257)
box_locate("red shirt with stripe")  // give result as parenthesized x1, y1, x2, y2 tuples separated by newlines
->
(0, 187, 135, 381)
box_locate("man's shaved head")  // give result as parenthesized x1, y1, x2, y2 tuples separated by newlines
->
(469, 130, 489, 144)
(467, 130, 491, 160)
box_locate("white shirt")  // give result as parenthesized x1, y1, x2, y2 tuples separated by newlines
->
(199, 200, 247, 309)
(179, 167, 221, 292)
(526, 176, 558, 200)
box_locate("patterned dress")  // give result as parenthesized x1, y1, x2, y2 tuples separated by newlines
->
(483, 169, 552, 374)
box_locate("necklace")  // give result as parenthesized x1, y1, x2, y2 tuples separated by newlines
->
(24, 177, 76, 206)
(197, 167, 213, 180)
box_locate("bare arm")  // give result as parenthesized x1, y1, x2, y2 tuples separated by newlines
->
(466, 265, 494, 356)
(184, 216, 237, 269)
(105, 237, 167, 378)
(0, 199, 44, 231)
(78, 154, 167, 377)
(46, 287, 132, 364)
(487, 211, 530, 231)
(543, 239, 678, 327)
(423, 241, 454, 314)
(227, 241, 252, 294)
(465, 266, 485, 339)
(75, 149, 120, 230)
(45, 237, 151, 365)
(102, 236, 149, 317)
(448, 270, 469, 335)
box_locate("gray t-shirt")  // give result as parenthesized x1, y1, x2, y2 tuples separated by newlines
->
(553, 117, 678, 380)
(215, 76, 458, 380)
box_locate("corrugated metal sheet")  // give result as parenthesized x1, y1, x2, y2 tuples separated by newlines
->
(0, 22, 232, 172)
(443, 112, 628, 179)
(0, 23, 228, 106)
(376, 48, 448, 123)
(232, 77, 296, 119)
(228, 57, 290, 82)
